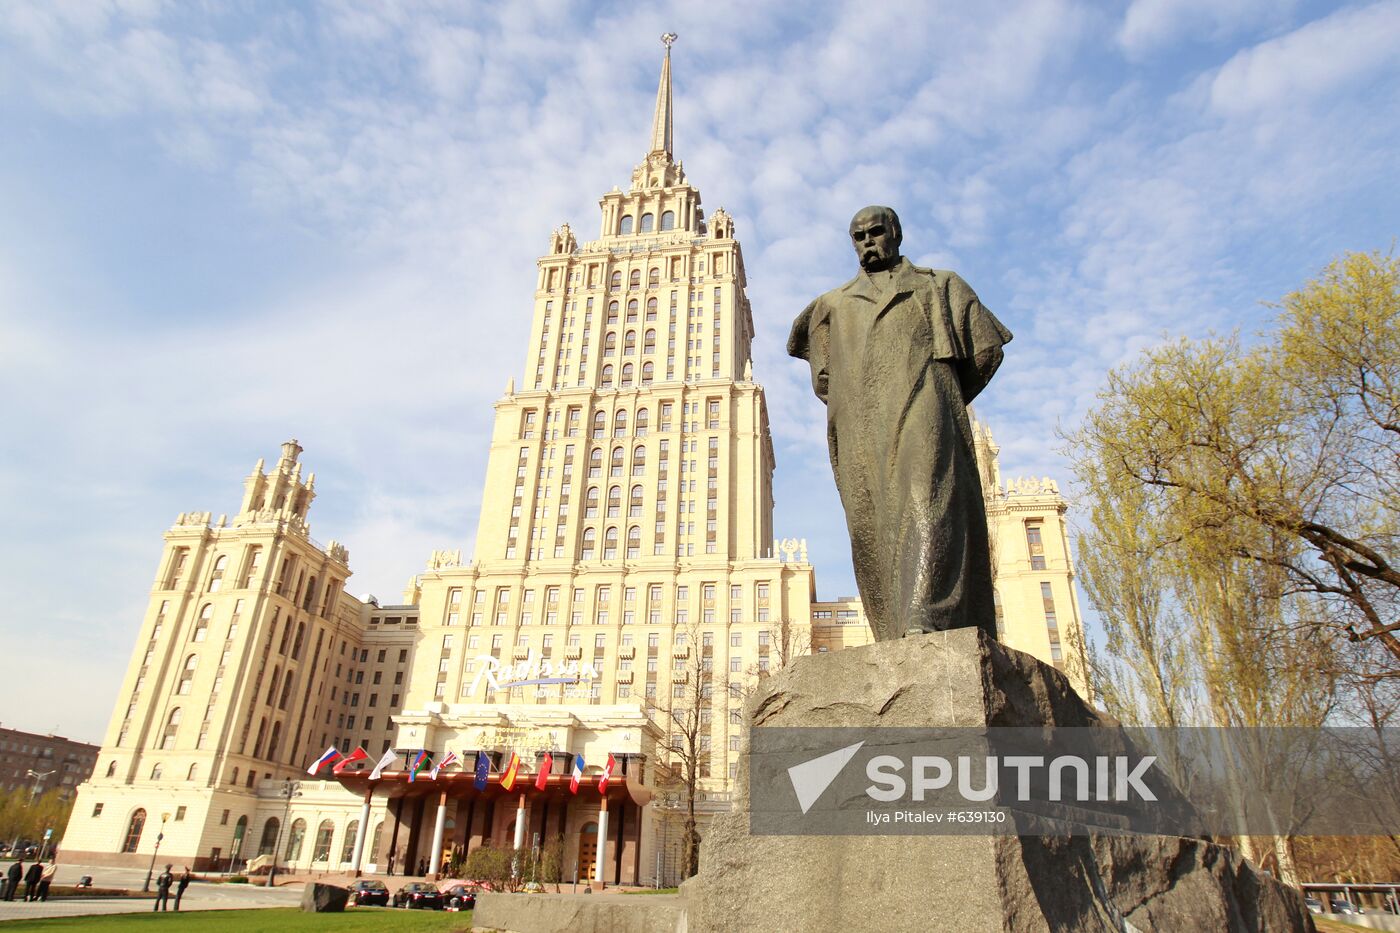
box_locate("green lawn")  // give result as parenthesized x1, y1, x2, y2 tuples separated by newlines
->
(0, 908, 471, 932)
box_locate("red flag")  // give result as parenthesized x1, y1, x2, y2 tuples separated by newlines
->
(535, 751, 553, 791)
(332, 746, 369, 775)
(500, 751, 521, 791)
(598, 753, 616, 794)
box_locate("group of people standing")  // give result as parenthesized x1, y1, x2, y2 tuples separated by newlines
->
(3, 859, 57, 902)
(151, 864, 193, 912)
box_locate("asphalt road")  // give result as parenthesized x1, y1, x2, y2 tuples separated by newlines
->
(0, 861, 303, 922)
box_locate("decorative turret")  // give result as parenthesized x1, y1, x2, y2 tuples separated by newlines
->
(236, 439, 317, 523)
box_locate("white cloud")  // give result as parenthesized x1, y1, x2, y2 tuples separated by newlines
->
(1208, 0, 1400, 115)
(1118, 0, 1293, 58)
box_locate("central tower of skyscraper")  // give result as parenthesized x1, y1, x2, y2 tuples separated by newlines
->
(401, 40, 814, 799)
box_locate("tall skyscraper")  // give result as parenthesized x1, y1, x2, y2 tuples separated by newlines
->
(60, 41, 1088, 885)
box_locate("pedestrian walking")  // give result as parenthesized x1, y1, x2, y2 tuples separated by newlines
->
(23, 861, 42, 901)
(175, 867, 191, 911)
(4, 859, 21, 900)
(153, 864, 174, 911)
(38, 862, 56, 902)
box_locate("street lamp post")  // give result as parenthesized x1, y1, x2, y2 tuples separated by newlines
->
(142, 813, 170, 892)
(266, 779, 302, 888)
(16, 770, 55, 857)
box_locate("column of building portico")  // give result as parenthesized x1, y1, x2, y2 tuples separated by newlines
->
(349, 787, 374, 877)
(428, 790, 450, 876)
(593, 796, 609, 889)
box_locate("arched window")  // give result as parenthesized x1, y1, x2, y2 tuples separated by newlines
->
(621, 363, 634, 387)
(150, 762, 163, 780)
(231, 767, 239, 785)
(162, 708, 181, 749)
(630, 270, 641, 288)
(106, 761, 117, 778)
(585, 487, 600, 518)
(644, 329, 657, 353)
(640, 213, 655, 232)
(636, 408, 650, 434)
(302, 575, 317, 611)
(610, 270, 622, 292)
(660, 210, 676, 231)
(581, 528, 596, 560)
(648, 267, 660, 286)
(266, 667, 281, 706)
(340, 820, 360, 863)
(641, 361, 655, 385)
(193, 604, 213, 642)
(633, 445, 647, 476)
(646, 297, 658, 320)
(607, 487, 622, 518)
(610, 447, 624, 477)
(626, 300, 638, 323)
(601, 365, 614, 388)
(589, 448, 603, 477)
(208, 555, 227, 592)
(614, 410, 628, 436)
(370, 822, 383, 864)
(258, 817, 281, 857)
(603, 332, 617, 356)
(604, 527, 619, 560)
(292, 621, 306, 659)
(618, 216, 634, 235)
(233, 815, 248, 853)
(607, 301, 619, 323)
(280, 673, 295, 709)
(624, 331, 636, 355)
(592, 411, 606, 439)
(627, 526, 641, 558)
(177, 655, 197, 696)
(252, 717, 267, 758)
(630, 485, 644, 517)
(266, 721, 282, 760)
(187, 763, 198, 782)
(121, 808, 146, 853)
(285, 818, 306, 862)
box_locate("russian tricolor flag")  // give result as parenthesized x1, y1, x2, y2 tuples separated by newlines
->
(306, 746, 341, 776)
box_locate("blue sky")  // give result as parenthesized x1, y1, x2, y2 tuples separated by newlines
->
(2, 0, 1398, 742)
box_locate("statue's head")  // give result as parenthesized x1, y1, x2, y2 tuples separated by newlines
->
(849, 205, 903, 272)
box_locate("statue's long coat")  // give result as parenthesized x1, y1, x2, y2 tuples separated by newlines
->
(788, 258, 1012, 641)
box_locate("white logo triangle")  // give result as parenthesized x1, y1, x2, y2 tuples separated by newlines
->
(787, 741, 864, 814)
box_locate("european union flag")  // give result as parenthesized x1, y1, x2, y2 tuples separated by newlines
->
(473, 750, 490, 791)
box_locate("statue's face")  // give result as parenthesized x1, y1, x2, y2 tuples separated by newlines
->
(849, 210, 900, 272)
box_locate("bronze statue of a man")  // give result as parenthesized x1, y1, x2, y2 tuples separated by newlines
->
(788, 206, 1012, 642)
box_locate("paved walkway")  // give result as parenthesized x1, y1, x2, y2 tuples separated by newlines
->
(0, 862, 303, 923)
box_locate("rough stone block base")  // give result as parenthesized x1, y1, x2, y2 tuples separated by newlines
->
(680, 629, 1315, 933)
(300, 882, 349, 912)
(471, 892, 685, 933)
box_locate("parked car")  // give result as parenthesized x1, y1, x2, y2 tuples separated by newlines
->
(1330, 898, 1363, 915)
(347, 879, 390, 907)
(440, 883, 478, 910)
(393, 882, 444, 910)
(1302, 896, 1323, 914)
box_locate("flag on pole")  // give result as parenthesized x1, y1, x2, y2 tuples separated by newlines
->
(430, 750, 459, 780)
(369, 748, 399, 780)
(535, 751, 553, 791)
(407, 749, 431, 783)
(500, 751, 521, 791)
(598, 753, 616, 794)
(306, 746, 342, 776)
(332, 746, 369, 775)
(569, 754, 585, 794)
(473, 751, 490, 791)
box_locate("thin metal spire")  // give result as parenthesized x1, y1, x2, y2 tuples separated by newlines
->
(649, 33, 677, 157)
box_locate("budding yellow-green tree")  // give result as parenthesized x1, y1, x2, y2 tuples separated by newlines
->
(1070, 249, 1400, 676)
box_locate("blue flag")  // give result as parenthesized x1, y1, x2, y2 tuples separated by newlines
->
(473, 750, 490, 791)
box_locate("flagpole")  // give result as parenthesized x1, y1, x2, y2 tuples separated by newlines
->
(428, 789, 450, 878)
